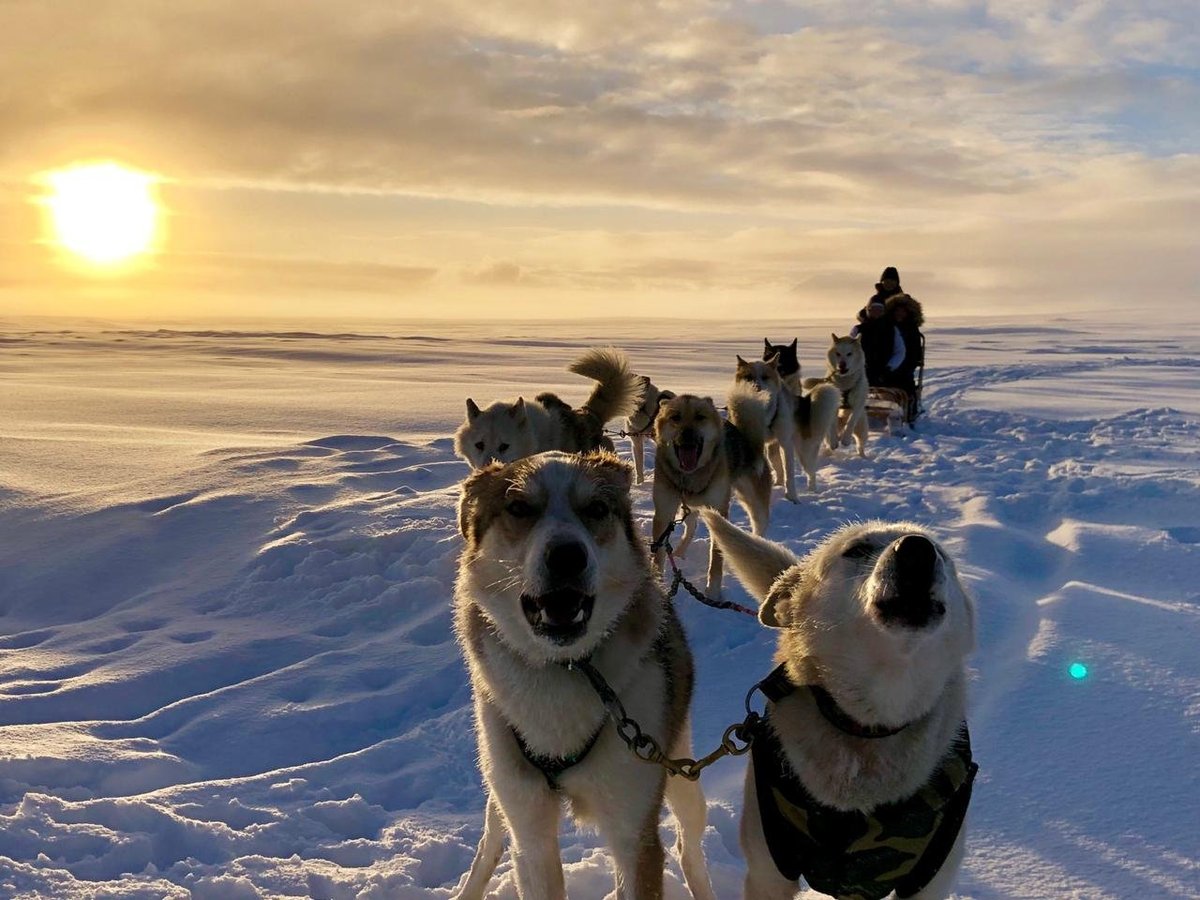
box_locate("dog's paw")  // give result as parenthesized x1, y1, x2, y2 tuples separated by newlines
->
(784, 491, 799, 503)
(704, 582, 723, 601)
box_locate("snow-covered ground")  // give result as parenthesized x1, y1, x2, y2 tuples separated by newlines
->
(0, 316, 1197, 899)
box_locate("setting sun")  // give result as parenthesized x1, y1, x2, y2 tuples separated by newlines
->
(43, 162, 161, 267)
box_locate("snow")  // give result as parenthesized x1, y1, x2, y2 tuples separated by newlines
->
(1, 316, 1197, 899)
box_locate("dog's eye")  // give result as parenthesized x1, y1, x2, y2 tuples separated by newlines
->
(474, 441, 485, 451)
(497, 443, 509, 453)
(841, 541, 875, 560)
(694, 414, 706, 422)
(505, 499, 536, 518)
(670, 413, 682, 422)
(581, 499, 609, 520)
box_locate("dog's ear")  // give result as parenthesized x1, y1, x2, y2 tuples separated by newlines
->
(831, 332, 840, 343)
(763, 338, 772, 351)
(789, 337, 797, 350)
(735, 354, 749, 370)
(658, 389, 675, 403)
(700, 510, 800, 616)
(765, 351, 780, 370)
(458, 462, 506, 543)
(509, 397, 527, 423)
(466, 398, 481, 421)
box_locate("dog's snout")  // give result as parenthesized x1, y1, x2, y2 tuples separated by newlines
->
(893, 535, 936, 591)
(545, 540, 588, 580)
(875, 535, 944, 629)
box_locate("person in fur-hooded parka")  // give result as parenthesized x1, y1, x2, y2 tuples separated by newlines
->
(885, 291, 924, 398)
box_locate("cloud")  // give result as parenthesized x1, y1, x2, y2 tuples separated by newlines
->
(0, 1, 1195, 318)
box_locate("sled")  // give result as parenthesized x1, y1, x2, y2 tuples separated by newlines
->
(866, 333, 925, 432)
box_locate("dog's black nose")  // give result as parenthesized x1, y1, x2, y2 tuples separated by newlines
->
(545, 540, 589, 580)
(893, 534, 936, 592)
(875, 535, 943, 628)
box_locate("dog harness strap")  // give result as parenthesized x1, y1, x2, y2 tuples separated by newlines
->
(510, 721, 605, 791)
(753, 720, 977, 900)
(810, 685, 909, 739)
(758, 666, 908, 739)
(758, 663, 797, 703)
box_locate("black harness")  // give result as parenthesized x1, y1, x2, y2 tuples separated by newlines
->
(511, 720, 605, 790)
(753, 665, 978, 900)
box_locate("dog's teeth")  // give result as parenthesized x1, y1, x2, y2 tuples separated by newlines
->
(572, 609, 586, 624)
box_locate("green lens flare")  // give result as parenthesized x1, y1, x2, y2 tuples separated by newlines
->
(1069, 662, 1088, 680)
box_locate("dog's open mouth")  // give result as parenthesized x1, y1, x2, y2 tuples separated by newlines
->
(521, 588, 595, 644)
(674, 437, 704, 472)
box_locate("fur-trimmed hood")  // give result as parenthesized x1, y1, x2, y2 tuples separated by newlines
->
(885, 293, 924, 328)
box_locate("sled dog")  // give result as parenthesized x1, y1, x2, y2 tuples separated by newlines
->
(454, 451, 716, 900)
(805, 334, 869, 457)
(651, 384, 772, 600)
(625, 375, 675, 485)
(454, 347, 641, 469)
(791, 382, 842, 492)
(735, 353, 799, 503)
(763, 338, 802, 393)
(701, 511, 978, 900)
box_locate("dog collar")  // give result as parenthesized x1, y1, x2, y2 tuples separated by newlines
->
(759, 663, 909, 739)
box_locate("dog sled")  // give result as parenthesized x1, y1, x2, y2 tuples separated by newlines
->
(866, 332, 924, 432)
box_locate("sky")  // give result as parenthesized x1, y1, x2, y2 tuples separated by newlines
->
(2, 0, 1198, 321)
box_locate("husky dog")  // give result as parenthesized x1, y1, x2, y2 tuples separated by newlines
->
(735, 353, 799, 503)
(625, 375, 675, 486)
(805, 334, 869, 458)
(791, 382, 842, 492)
(651, 383, 772, 600)
(763, 338, 801, 393)
(454, 451, 716, 900)
(454, 347, 641, 469)
(701, 511, 978, 900)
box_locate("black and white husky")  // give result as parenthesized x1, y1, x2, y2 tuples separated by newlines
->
(702, 512, 978, 900)
(454, 451, 716, 900)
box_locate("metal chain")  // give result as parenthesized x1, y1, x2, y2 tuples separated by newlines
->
(651, 509, 757, 617)
(565, 658, 767, 781)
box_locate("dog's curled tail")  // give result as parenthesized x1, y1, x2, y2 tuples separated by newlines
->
(725, 379, 772, 451)
(569, 347, 642, 423)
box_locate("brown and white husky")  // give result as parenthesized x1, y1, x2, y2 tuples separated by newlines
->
(453, 451, 716, 900)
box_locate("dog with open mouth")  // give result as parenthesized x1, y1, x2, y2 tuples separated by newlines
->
(805, 334, 870, 458)
(651, 383, 772, 600)
(453, 451, 716, 900)
(701, 511, 978, 900)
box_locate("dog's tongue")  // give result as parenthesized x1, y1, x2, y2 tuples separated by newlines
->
(676, 443, 701, 471)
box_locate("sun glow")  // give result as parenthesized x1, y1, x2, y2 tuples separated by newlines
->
(43, 162, 162, 267)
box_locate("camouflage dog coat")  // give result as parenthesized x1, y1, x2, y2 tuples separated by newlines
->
(752, 703, 977, 900)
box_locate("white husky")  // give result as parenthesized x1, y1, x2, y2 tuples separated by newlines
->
(701, 511, 978, 900)
(791, 382, 842, 491)
(806, 334, 869, 458)
(735, 353, 799, 502)
(625, 374, 674, 485)
(454, 451, 716, 900)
